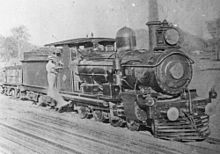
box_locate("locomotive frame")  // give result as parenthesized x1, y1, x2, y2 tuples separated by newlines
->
(0, 20, 217, 142)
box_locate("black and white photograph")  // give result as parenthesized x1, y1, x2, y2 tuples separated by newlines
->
(0, 0, 220, 153)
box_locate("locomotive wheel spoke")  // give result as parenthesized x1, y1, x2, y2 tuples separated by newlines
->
(0, 86, 3, 94)
(15, 90, 20, 99)
(9, 89, 15, 97)
(151, 120, 156, 136)
(78, 107, 89, 119)
(110, 118, 124, 127)
(38, 95, 47, 107)
(5, 88, 9, 95)
(93, 110, 106, 122)
(3, 87, 7, 95)
(126, 119, 140, 131)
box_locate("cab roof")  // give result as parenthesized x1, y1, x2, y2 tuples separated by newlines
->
(45, 37, 115, 47)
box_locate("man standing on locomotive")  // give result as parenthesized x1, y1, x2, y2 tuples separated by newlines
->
(46, 55, 58, 98)
(46, 53, 68, 111)
(46, 51, 63, 92)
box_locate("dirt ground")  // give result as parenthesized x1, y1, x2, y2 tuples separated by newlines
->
(0, 95, 220, 154)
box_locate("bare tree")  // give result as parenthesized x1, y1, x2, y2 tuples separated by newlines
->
(0, 25, 35, 61)
(11, 25, 31, 59)
(2, 37, 18, 60)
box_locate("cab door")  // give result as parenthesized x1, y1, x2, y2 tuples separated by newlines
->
(70, 47, 81, 92)
(58, 45, 72, 92)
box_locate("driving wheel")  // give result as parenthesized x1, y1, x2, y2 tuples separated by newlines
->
(126, 119, 140, 131)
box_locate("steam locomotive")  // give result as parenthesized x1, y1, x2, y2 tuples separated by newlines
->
(0, 20, 217, 141)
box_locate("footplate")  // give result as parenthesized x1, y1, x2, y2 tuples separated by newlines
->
(152, 114, 210, 141)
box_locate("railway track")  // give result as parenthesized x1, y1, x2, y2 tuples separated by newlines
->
(0, 122, 82, 154)
(1, 96, 220, 154)
(141, 129, 220, 145)
(205, 137, 220, 145)
(0, 112, 145, 153)
(16, 119, 141, 154)
(34, 109, 220, 145)
(17, 110, 199, 154)
(1, 106, 185, 154)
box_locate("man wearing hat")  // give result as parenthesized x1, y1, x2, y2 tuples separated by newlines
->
(46, 55, 59, 98)
(46, 54, 68, 111)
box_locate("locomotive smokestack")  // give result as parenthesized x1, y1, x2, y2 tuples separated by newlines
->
(146, 21, 161, 51)
(147, 0, 159, 51)
(148, 0, 159, 21)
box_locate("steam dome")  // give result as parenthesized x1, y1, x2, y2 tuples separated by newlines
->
(116, 26, 136, 52)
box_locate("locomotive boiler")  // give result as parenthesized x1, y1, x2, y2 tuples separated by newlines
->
(0, 20, 217, 142)
(78, 20, 193, 96)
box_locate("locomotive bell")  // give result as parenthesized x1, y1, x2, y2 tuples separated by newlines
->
(116, 26, 136, 52)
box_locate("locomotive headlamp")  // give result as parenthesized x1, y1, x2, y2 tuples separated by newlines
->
(164, 28, 180, 45)
(167, 107, 179, 121)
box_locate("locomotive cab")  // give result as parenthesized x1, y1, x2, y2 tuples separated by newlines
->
(45, 38, 116, 95)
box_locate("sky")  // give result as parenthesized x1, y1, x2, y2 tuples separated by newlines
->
(0, 0, 219, 46)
